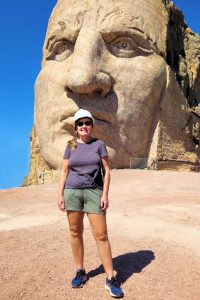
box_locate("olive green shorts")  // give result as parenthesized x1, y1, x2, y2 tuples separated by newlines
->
(64, 188, 105, 215)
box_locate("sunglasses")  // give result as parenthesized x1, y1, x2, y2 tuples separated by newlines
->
(77, 121, 92, 127)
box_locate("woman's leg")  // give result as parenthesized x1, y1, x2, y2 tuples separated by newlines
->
(87, 213, 114, 279)
(67, 211, 85, 269)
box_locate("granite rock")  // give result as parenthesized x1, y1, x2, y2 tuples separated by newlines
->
(24, 0, 200, 185)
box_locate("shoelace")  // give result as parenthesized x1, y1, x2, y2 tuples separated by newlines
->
(75, 270, 85, 279)
(109, 277, 120, 288)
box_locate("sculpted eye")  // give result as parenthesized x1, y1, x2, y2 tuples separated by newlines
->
(46, 40, 74, 62)
(113, 39, 133, 51)
(56, 43, 69, 54)
(108, 37, 153, 58)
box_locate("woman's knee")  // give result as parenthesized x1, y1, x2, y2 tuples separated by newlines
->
(70, 225, 83, 239)
(93, 231, 108, 242)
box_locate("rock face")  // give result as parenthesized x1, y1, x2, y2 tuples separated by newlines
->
(23, 126, 57, 186)
(165, 1, 200, 107)
(24, 0, 200, 186)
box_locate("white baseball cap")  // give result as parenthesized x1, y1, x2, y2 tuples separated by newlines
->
(73, 109, 94, 123)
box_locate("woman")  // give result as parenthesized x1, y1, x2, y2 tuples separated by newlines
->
(58, 109, 124, 298)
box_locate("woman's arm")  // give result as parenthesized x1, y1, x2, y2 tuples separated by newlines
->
(100, 156, 110, 210)
(58, 159, 69, 212)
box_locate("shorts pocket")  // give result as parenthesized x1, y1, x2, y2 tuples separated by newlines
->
(64, 189, 83, 211)
(88, 188, 102, 197)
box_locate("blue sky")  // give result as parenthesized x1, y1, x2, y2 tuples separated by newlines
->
(0, 0, 199, 190)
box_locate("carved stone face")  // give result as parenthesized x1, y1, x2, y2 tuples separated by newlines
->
(35, 0, 169, 169)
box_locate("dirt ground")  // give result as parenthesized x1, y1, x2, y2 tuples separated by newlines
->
(0, 169, 200, 300)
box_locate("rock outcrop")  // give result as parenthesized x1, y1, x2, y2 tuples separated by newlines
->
(164, 0, 200, 107)
(24, 0, 200, 186)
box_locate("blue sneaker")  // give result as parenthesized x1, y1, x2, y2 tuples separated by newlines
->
(105, 277, 124, 298)
(71, 269, 87, 288)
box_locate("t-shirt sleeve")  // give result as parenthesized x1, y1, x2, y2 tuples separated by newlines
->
(99, 141, 108, 157)
(63, 145, 71, 159)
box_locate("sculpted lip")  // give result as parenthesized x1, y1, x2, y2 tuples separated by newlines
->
(59, 115, 110, 135)
(59, 111, 112, 125)
(86, 110, 114, 124)
(63, 92, 116, 124)
(62, 116, 110, 126)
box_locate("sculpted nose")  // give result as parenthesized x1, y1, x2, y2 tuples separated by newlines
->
(65, 33, 113, 97)
(66, 68, 113, 97)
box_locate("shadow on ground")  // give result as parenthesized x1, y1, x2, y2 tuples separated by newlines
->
(87, 250, 155, 284)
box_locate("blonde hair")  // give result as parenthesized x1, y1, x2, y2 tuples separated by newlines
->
(67, 138, 77, 150)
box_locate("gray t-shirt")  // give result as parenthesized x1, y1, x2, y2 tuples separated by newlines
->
(63, 139, 108, 189)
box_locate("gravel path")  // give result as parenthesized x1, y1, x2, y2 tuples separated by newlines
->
(0, 170, 200, 300)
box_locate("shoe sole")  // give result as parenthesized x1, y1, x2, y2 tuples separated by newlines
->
(105, 283, 124, 298)
(72, 275, 88, 288)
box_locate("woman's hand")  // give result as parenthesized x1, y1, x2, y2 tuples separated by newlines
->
(58, 194, 65, 212)
(100, 194, 109, 210)
(58, 159, 69, 212)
